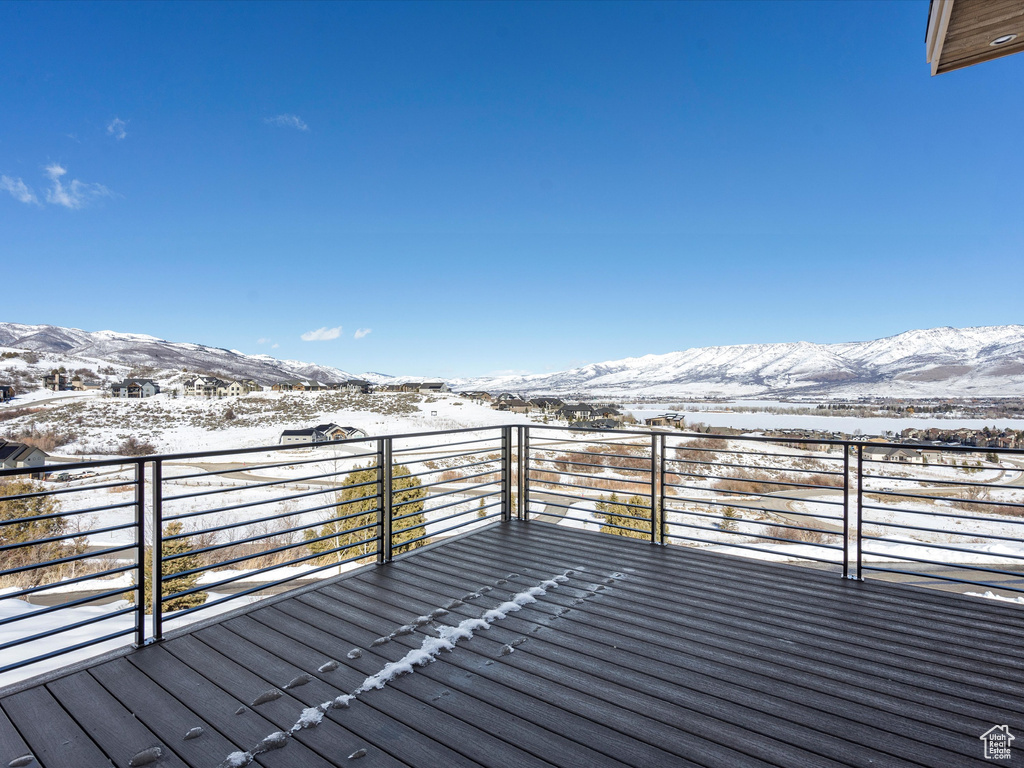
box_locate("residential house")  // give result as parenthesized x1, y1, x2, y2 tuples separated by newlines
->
(461, 391, 494, 404)
(863, 446, 924, 464)
(43, 371, 68, 392)
(279, 423, 361, 445)
(272, 379, 323, 392)
(592, 406, 622, 420)
(111, 379, 160, 398)
(499, 399, 531, 413)
(400, 383, 422, 393)
(645, 414, 686, 429)
(528, 397, 564, 413)
(577, 419, 620, 430)
(341, 380, 371, 394)
(216, 379, 262, 397)
(557, 404, 595, 421)
(0, 440, 47, 475)
(0, 385, 14, 402)
(418, 382, 450, 394)
(70, 376, 102, 391)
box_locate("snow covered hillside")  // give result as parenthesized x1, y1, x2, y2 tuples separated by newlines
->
(453, 325, 1024, 398)
(0, 322, 389, 391)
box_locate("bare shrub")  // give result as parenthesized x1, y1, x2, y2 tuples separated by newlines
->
(764, 524, 833, 545)
(118, 436, 157, 456)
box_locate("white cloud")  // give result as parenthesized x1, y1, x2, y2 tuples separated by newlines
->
(257, 337, 272, 345)
(272, 343, 279, 349)
(265, 114, 309, 131)
(43, 163, 113, 209)
(354, 328, 372, 340)
(0, 175, 39, 204)
(301, 326, 342, 342)
(106, 117, 128, 140)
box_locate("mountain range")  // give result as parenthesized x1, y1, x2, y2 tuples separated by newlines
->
(454, 325, 1024, 398)
(3, 322, 1023, 398)
(0, 323, 378, 386)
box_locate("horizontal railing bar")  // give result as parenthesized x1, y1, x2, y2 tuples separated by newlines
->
(0, 499, 138, 528)
(664, 492, 846, 522)
(861, 535, 1024, 563)
(0, 604, 137, 652)
(664, 456, 847, 478)
(859, 472, 1018, 490)
(0, 627, 137, 676)
(400, 458, 498, 481)
(526, 475, 651, 496)
(859, 491, 1024, 510)
(0, 478, 138, 503)
(0, 564, 138, 601)
(665, 503, 844, 531)
(860, 502, 1024, 526)
(663, 480, 845, 508)
(162, 481, 369, 522)
(0, 587, 136, 629)
(163, 507, 379, 560)
(162, 548, 378, 621)
(861, 518, 1024, 545)
(394, 491, 500, 525)
(0, 543, 137, 579)
(667, 517, 843, 543)
(0, 521, 137, 553)
(390, 435, 502, 455)
(399, 470, 498, 494)
(663, 530, 843, 563)
(859, 550, 1024, 580)
(165, 522, 381, 578)
(530, 456, 652, 474)
(391, 511, 501, 549)
(393, 480, 498, 511)
(662, 468, 841, 493)
(0, 456, 144, 478)
(529, 466, 650, 485)
(162, 465, 360, 502)
(165, 450, 378, 481)
(528, 481, 647, 505)
(860, 565, 1024, 594)
(666, 442, 845, 462)
(528, 446, 650, 461)
(526, 484, 651, 509)
(163, 497, 357, 541)
(392, 445, 501, 468)
(163, 536, 380, 602)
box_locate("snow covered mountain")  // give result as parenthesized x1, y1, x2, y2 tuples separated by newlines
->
(0, 323, 387, 387)
(454, 326, 1024, 398)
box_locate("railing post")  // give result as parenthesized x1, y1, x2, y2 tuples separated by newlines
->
(855, 443, 864, 581)
(378, 438, 393, 563)
(133, 459, 146, 647)
(650, 433, 660, 545)
(501, 426, 512, 523)
(842, 444, 851, 579)
(151, 458, 163, 642)
(659, 433, 667, 545)
(521, 426, 530, 522)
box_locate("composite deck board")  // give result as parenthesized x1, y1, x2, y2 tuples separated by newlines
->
(341, 550, 968, 767)
(446, 533, 1024, 686)
(352, 548, 978, 765)
(2, 521, 1023, 767)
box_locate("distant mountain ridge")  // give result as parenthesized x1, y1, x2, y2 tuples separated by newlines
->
(453, 325, 1024, 398)
(0, 322, 384, 385)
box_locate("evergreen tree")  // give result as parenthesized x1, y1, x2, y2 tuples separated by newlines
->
(0, 478, 84, 587)
(594, 492, 651, 540)
(125, 521, 207, 613)
(307, 463, 427, 564)
(719, 506, 740, 532)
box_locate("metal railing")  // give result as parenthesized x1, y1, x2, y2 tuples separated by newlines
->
(3, 423, 1024, 686)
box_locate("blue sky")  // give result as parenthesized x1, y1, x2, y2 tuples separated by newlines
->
(1, 1, 1021, 378)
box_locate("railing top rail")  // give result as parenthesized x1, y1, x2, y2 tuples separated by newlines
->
(659, 429, 1024, 455)
(0, 455, 146, 478)
(0, 425, 509, 477)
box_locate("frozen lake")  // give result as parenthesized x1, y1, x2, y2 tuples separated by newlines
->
(624, 403, 1024, 436)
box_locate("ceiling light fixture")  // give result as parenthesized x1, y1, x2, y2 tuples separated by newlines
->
(990, 34, 1018, 46)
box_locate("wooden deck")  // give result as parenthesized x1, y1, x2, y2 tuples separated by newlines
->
(3, 520, 1024, 767)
